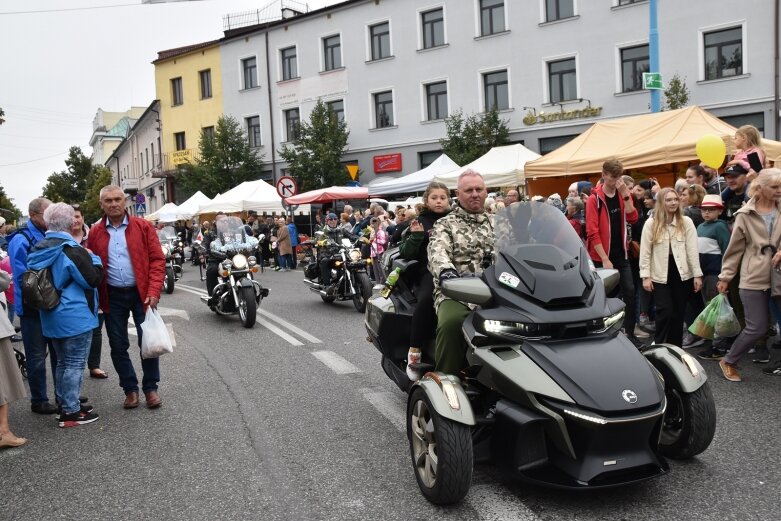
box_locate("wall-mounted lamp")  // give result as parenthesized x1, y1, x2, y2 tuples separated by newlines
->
(522, 106, 537, 116)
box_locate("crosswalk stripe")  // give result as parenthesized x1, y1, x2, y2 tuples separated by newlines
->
(361, 389, 405, 432)
(311, 350, 362, 374)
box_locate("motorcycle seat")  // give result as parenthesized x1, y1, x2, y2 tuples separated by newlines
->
(391, 258, 419, 273)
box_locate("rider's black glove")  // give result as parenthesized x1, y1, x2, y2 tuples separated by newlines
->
(439, 269, 459, 285)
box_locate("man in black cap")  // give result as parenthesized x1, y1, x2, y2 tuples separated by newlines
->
(720, 164, 750, 224)
(317, 212, 358, 289)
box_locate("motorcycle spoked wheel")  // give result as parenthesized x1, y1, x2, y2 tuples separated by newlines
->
(352, 271, 372, 313)
(407, 388, 472, 505)
(238, 285, 257, 328)
(164, 267, 175, 294)
(657, 366, 717, 459)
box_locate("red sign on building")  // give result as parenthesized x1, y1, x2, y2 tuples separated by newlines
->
(373, 153, 403, 173)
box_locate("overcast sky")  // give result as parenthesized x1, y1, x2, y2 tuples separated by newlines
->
(0, 0, 333, 215)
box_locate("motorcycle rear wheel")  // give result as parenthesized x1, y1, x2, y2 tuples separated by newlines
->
(238, 285, 257, 328)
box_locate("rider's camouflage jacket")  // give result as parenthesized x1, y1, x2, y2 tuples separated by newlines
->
(428, 204, 494, 311)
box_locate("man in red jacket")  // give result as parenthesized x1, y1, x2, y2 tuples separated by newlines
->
(585, 160, 641, 345)
(87, 186, 166, 409)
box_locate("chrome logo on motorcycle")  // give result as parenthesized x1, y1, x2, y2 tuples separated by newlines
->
(622, 389, 638, 404)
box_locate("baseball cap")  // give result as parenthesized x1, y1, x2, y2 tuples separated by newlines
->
(700, 194, 724, 209)
(0, 216, 5, 227)
(724, 164, 748, 176)
(326, 213, 338, 220)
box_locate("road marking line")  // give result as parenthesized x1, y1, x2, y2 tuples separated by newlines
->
(361, 389, 405, 432)
(468, 484, 542, 521)
(312, 350, 361, 374)
(176, 284, 302, 346)
(178, 283, 320, 344)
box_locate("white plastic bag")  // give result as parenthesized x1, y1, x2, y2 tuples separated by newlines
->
(140, 308, 173, 359)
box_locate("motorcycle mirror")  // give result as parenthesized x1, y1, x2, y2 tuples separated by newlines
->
(595, 268, 620, 295)
(441, 277, 493, 306)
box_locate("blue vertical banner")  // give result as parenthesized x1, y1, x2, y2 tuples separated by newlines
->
(649, 0, 661, 112)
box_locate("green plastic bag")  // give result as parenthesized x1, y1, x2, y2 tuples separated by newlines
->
(688, 294, 723, 340)
(715, 294, 742, 338)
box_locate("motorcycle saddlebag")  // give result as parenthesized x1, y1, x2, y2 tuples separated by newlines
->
(304, 262, 320, 280)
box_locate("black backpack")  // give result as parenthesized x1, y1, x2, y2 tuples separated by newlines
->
(21, 267, 60, 310)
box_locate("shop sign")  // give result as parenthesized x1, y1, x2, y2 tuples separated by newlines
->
(373, 153, 402, 173)
(171, 149, 192, 165)
(523, 106, 603, 126)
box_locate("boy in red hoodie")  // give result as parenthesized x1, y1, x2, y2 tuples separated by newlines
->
(586, 160, 640, 345)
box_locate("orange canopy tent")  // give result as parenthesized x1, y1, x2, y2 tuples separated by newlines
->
(524, 106, 781, 196)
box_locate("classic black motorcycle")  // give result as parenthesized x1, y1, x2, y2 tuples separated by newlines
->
(157, 225, 183, 294)
(302, 232, 373, 313)
(365, 202, 716, 504)
(198, 216, 268, 328)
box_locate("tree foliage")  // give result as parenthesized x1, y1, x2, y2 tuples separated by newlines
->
(177, 115, 264, 200)
(0, 107, 5, 125)
(664, 74, 690, 111)
(42, 146, 95, 204)
(0, 183, 22, 222)
(278, 99, 350, 191)
(82, 166, 113, 224)
(440, 108, 510, 166)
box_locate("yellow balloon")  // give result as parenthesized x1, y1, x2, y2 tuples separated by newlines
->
(695, 134, 727, 169)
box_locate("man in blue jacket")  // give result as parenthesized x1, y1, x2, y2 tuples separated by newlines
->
(27, 203, 103, 427)
(8, 197, 58, 414)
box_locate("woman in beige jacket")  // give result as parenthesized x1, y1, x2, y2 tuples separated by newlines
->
(639, 187, 703, 347)
(717, 169, 781, 382)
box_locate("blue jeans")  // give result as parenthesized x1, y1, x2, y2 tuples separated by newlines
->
(51, 331, 92, 414)
(104, 287, 159, 394)
(20, 312, 56, 404)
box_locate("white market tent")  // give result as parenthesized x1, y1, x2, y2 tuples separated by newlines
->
(433, 144, 541, 189)
(367, 154, 460, 195)
(145, 202, 180, 222)
(176, 191, 212, 218)
(197, 179, 310, 214)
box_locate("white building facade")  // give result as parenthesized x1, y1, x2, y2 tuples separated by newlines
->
(218, 0, 779, 184)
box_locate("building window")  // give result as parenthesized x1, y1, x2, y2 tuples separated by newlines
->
(145, 148, 149, 172)
(370, 22, 391, 61)
(174, 132, 186, 151)
(539, 134, 578, 155)
(483, 70, 508, 111)
(140, 152, 144, 174)
(199, 69, 212, 99)
(704, 27, 743, 80)
(327, 99, 345, 123)
(246, 116, 261, 148)
(284, 108, 300, 141)
(421, 8, 445, 49)
(171, 77, 183, 106)
(202, 126, 215, 142)
(721, 112, 764, 133)
(548, 58, 577, 103)
(281, 46, 298, 81)
(621, 45, 649, 92)
(374, 91, 394, 128)
(425, 81, 448, 121)
(150, 142, 155, 169)
(242, 57, 258, 89)
(479, 0, 505, 36)
(618, 0, 646, 5)
(545, 0, 575, 22)
(323, 35, 342, 71)
(419, 150, 441, 169)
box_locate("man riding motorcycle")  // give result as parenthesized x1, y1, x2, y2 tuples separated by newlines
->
(203, 213, 229, 301)
(318, 213, 361, 288)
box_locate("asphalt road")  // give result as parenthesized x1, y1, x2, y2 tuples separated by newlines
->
(2, 264, 779, 521)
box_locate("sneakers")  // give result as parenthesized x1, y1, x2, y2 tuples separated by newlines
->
(58, 410, 100, 428)
(57, 404, 94, 419)
(31, 402, 59, 415)
(682, 332, 705, 348)
(698, 347, 725, 360)
(638, 313, 655, 332)
(719, 359, 742, 382)
(762, 361, 781, 376)
(633, 325, 650, 339)
(752, 346, 771, 364)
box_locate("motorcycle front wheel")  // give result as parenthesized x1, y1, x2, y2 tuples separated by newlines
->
(238, 285, 257, 328)
(164, 267, 175, 294)
(352, 271, 372, 313)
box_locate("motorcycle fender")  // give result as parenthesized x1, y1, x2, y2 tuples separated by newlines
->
(409, 372, 475, 426)
(643, 343, 708, 394)
(238, 277, 253, 288)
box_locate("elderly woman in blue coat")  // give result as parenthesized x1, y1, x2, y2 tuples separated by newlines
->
(26, 203, 103, 428)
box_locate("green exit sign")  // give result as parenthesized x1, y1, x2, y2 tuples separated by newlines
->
(643, 72, 664, 90)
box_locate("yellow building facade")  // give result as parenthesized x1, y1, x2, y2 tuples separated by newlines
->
(153, 40, 223, 174)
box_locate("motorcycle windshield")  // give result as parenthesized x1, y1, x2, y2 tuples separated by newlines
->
(156, 226, 178, 243)
(211, 216, 259, 254)
(493, 202, 592, 302)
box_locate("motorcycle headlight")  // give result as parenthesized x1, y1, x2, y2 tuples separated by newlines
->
(222, 259, 233, 270)
(481, 320, 550, 339)
(232, 254, 248, 270)
(161, 245, 170, 256)
(178, 241, 184, 247)
(248, 256, 257, 267)
(349, 249, 362, 262)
